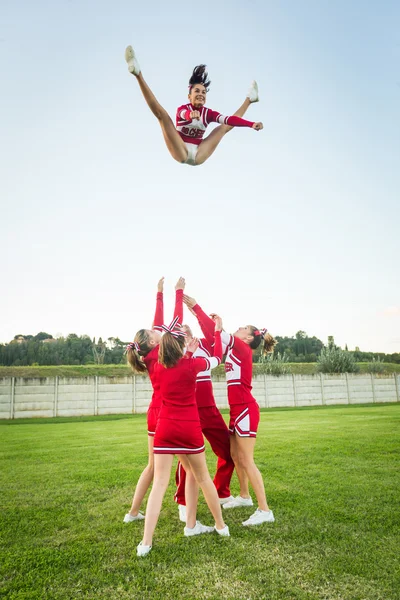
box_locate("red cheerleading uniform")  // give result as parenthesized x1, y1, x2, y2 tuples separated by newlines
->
(143, 289, 183, 436)
(175, 304, 234, 503)
(153, 331, 222, 454)
(221, 331, 260, 438)
(176, 104, 255, 146)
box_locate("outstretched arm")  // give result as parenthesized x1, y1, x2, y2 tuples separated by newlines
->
(193, 318, 223, 373)
(207, 109, 263, 131)
(183, 294, 215, 345)
(209, 313, 231, 352)
(152, 277, 164, 329)
(173, 276, 185, 324)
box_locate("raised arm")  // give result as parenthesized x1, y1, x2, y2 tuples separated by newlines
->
(192, 318, 223, 374)
(183, 294, 215, 345)
(173, 277, 185, 324)
(206, 109, 263, 131)
(209, 313, 231, 353)
(152, 277, 164, 329)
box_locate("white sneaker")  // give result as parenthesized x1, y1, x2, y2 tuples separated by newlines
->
(178, 504, 186, 523)
(137, 541, 152, 557)
(215, 525, 230, 537)
(247, 80, 259, 103)
(125, 45, 141, 76)
(184, 521, 215, 537)
(123, 512, 145, 523)
(219, 495, 235, 505)
(242, 509, 275, 526)
(222, 496, 253, 509)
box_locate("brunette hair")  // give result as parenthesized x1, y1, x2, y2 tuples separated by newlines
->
(248, 326, 277, 354)
(126, 329, 153, 374)
(158, 332, 185, 368)
(188, 65, 211, 92)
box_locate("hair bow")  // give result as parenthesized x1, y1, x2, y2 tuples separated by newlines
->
(160, 316, 186, 338)
(254, 328, 268, 337)
(126, 341, 140, 353)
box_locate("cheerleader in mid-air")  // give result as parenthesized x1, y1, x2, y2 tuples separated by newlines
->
(125, 45, 262, 166)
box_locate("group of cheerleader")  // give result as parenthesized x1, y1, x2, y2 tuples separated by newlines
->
(125, 277, 276, 557)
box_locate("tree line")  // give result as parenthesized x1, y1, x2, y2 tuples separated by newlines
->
(0, 331, 399, 367)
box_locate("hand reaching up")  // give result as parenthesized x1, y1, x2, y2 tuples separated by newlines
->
(157, 277, 164, 293)
(187, 337, 199, 354)
(214, 316, 223, 331)
(183, 294, 196, 308)
(175, 277, 186, 291)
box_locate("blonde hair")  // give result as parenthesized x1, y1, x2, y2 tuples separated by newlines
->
(158, 333, 185, 368)
(262, 332, 277, 354)
(127, 329, 153, 374)
(249, 326, 277, 355)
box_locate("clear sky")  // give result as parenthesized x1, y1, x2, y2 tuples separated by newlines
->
(1, 0, 399, 352)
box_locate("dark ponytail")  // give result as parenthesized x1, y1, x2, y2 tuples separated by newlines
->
(189, 64, 211, 91)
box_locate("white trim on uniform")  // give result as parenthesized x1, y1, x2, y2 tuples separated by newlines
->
(153, 444, 205, 453)
(234, 407, 249, 422)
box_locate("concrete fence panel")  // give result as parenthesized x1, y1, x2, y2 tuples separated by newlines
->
(373, 375, 398, 403)
(57, 377, 96, 417)
(13, 378, 55, 419)
(97, 377, 134, 415)
(347, 375, 374, 404)
(294, 375, 323, 407)
(322, 374, 349, 405)
(265, 375, 295, 409)
(0, 377, 12, 420)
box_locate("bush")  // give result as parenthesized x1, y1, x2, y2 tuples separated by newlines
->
(317, 347, 359, 374)
(367, 358, 386, 374)
(259, 352, 291, 375)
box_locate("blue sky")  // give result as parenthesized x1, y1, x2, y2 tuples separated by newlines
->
(1, 0, 399, 352)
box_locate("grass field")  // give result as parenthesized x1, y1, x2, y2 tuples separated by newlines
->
(1, 362, 400, 378)
(1, 405, 399, 600)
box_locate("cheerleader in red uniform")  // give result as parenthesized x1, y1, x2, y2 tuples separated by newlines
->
(174, 299, 238, 521)
(123, 277, 185, 523)
(214, 319, 277, 526)
(137, 317, 229, 557)
(124, 45, 262, 166)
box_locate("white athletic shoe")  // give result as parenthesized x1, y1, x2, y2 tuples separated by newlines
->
(178, 504, 186, 523)
(215, 525, 230, 537)
(123, 512, 145, 523)
(137, 541, 152, 557)
(125, 45, 141, 76)
(219, 495, 235, 505)
(222, 496, 253, 509)
(247, 80, 259, 103)
(184, 521, 215, 537)
(242, 509, 275, 526)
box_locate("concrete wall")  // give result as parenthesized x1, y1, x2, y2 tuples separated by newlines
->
(0, 373, 399, 419)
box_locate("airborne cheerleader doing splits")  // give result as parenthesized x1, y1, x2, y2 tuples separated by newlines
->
(125, 45, 262, 166)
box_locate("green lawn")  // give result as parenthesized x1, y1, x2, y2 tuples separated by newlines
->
(1, 362, 399, 378)
(1, 405, 399, 600)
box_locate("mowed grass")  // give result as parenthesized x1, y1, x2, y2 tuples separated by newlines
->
(1, 405, 399, 600)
